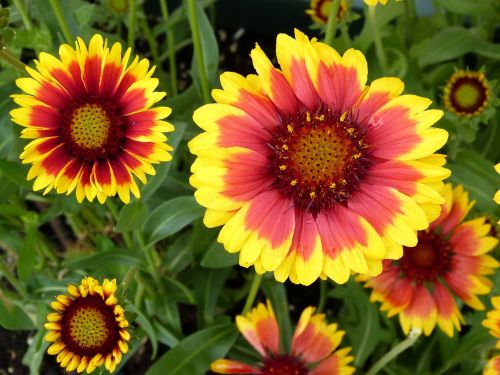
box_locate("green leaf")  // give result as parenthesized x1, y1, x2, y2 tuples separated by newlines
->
(189, 0, 219, 96)
(262, 279, 292, 353)
(127, 304, 158, 359)
(62, 250, 143, 269)
(142, 121, 187, 199)
(434, 0, 498, 16)
(418, 27, 500, 67)
(448, 149, 500, 215)
(143, 196, 204, 245)
(201, 241, 238, 268)
(329, 280, 386, 367)
(195, 268, 230, 327)
(164, 276, 196, 304)
(115, 201, 149, 233)
(163, 231, 193, 274)
(0, 296, 35, 330)
(145, 324, 238, 375)
(17, 226, 38, 282)
(0, 159, 31, 188)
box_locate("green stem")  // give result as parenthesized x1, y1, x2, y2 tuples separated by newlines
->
(482, 115, 497, 156)
(139, 14, 161, 69)
(324, 0, 341, 46)
(106, 199, 133, 249)
(159, 0, 178, 96)
(0, 258, 28, 298)
(121, 265, 138, 292)
(12, 0, 32, 30)
(242, 274, 262, 314)
(366, 329, 421, 375)
(317, 280, 327, 313)
(48, 0, 73, 44)
(186, 0, 210, 103)
(134, 229, 161, 284)
(0, 48, 27, 73)
(127, 0, 136, 48)
(367, 5, 388, 74)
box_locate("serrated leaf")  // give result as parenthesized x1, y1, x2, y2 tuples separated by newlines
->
(143, 196, 203, 245)
(145, 324, 238, 375)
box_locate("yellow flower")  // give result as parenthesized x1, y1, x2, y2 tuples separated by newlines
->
(363, 0, 401, 5)
(306, 0, 348, 24)
(443, 70, 491, 117)
(44, 277, 131, 374)
(10, 34, 173, 204)
(483, 297, 500, 375)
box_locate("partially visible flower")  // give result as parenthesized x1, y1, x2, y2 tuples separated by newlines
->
(306, 0, 348, 25)
(362, 184, 499, 337)
(211, 301, 355, 375)
(495, 164, 500, 205)
(443, 70, 492, 117)
(44, 277, 130, 374)
(485, 356, 500, 375)
(10, 34, 173, 204)
(483, 297, 500, 375)
(189, 29, 449, 286)
(363, 0, 400, 5)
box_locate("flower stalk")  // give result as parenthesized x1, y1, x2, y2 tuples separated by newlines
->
(160, 0, 179, 96)
(185, 0, 211, 103)
(48, 0, 73, 44)
(324, 0, 341, 47)
(366, 328, 422, 375)
(242, 274, 262, 314)
(367, 5, 388, 73)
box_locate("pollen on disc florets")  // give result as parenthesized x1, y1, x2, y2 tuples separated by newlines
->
(61, 97, 125, 160)
(399, 230, 453, 283)
(268, 105, 371, 215)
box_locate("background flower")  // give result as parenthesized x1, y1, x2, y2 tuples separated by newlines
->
(44, 277, 130, 374)
(363, 184, 499, 336)
(10, 34, 173, 204)
(211, 301, 355, 375)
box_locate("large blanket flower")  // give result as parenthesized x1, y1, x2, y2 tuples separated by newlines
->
(211, 301, 355, 375)
(189, 29, 449, 285)
(363, 184, 499, 336)
(11, 34, 173, 204)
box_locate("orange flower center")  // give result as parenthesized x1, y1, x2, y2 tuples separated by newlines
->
(70, 103, 111, 150)
(61, 98, 126, 160)
(61, 295, 119, 357)
(261, 354, 309, 375)
(269, 107, 370, 214)
(399, 230, 453, 283)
